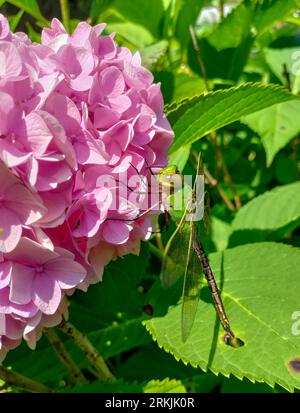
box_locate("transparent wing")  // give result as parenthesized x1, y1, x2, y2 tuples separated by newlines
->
(160, 151, 205, 340)
(160, 208, 190, 288)
(181, 222, 203, 342)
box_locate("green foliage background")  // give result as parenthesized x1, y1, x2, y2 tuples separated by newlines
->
(1, 0, 300, 393)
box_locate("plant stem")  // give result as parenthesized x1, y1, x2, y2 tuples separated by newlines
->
(292, 70, 300, 95)
(59, 320, 116, 382)
(282, 63, 292, 91)
(0, 366, 53, 393)
(204, 165, 235, 211)
(189, 25, 210, 91)
(190, 150, 235, 211)
(155, 233, 164, 253)
(60, 0, 70, 33)
(220, 0, 225, 21)
(189, 26, 241, 209)
(211, 131, 242, 210)
(44, 328, 87, 386)
(148, 241, 164, 260)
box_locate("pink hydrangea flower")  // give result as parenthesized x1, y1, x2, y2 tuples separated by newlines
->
(0, 163, 46, 253)
(0, 15, 174, 360)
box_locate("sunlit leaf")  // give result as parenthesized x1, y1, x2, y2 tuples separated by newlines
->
(168, 83, 299, 154)
(144, 242, 300, 392)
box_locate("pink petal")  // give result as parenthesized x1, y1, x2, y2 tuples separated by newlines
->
(38, 110, 77, 170)
(37, 190, 69, 227)
(32, 275, 62, 315)
(0, 261, 12, 289)
(71, 22, 94, 47)
(94, 23, 106, 36)
(88, 242, 115, 281)
(124, 55, 153, 89)
(108, 141, 122, 165)
(9, 263, 34, 305)
(134, 105, 156, 132)
(0, 91, 17, 134)
(5, 183, 47, 225)
(73, 207, 102, 238)
(75, 131, 108, 165)
(0, 42, 22, 78)
(0, 14, 10, 40)
(23, 311, 42, 335)
(41, 18, 66, 45)
(45, 258, 86, 289)
(94, 106, 120, 130)
(100, 66, 125, 97)
(75, 48, 94, 75)
(4, 315, 24, 340)
(45, 93, 81, 135)
(28, 157, 39, 186)
(0, 313, 6, 335)
(25, 112, 53, 156)
(10, 301, 39, 318)
(5, 237, 59, 266)
(35, 161, 72, 191)
(102, 221, 131, 245)
(69, 74, 94, 91)
(0, 208, 22, 253)
(98, 35, 116, 59)
(109, 95, 132, 113)
(0, 141, 31, 167)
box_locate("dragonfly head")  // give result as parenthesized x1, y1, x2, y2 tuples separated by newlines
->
(157, 165, 182, 192)
(159, 165, 179, 175)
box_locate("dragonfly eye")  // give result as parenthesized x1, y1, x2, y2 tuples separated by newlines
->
(158, 173, 183, 190)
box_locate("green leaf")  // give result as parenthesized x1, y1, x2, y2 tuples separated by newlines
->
(229, 181, 300, 246)
(202, 2, 255, 80)
(5, 250, 153, 384)
(174, 0, 204, 49)
(62, 378, 186, 393)
(5, 0, 48, 25)
(25, 22, 41, 42)
(264, 47, 300, 86)
(107, 22, 154, 49)
(188, 35, 253, 82)
(144, 242, 300, 392)
(254, 0, 298, 34)
(141, 40, 168, 68)
(274, 154, 298, 185)
(117, 343, 198, 381)
(207, 2, 253, 51)
(90, 0, 114, 19)
(221, 376, 281, 393)
(211, 217, 232, 251)
(172, 74, 207, 102)
(168, 145, 191, 172)
(144, 378, 186, 393)
(4, 318, 151, 386)
(189, 373, 222, 393)
(168, 83, 299, 154)
(7, 9, 24, 31)
(71, 247, 151, 331)
(102, 0, 165, 38)
(241, 100, 300, 165)
(63, 379, 143, 393)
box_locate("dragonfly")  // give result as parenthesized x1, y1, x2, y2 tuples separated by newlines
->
(158, 155, 243, 347)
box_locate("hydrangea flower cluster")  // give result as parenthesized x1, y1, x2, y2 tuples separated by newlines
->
(0, 15, 173, 360)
